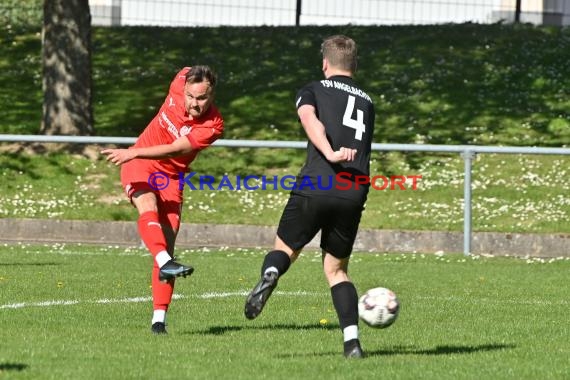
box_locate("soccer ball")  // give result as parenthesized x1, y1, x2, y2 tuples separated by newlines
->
(358, 287, 400, 328)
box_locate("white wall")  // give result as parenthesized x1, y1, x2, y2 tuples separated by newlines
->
(89, 0, 570, 27)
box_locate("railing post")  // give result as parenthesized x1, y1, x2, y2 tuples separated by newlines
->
(515, 0, 522, 23)
(461, 150, 476, 256)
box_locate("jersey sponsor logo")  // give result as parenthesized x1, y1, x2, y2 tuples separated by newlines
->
(168, 96, 175, 107)
(180, 125, 192, 136)
(160, 111, 180, 139)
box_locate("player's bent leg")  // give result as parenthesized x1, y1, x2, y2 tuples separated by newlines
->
(158, 260, 194, 282)
(244, 270, 279, 320)
(127, 179, 192, 333)
(133, 192, 172, 272)
(157, 222, 193, 282)
(244, 239, 296, 320)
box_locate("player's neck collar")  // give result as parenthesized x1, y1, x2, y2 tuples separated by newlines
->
(327, 74, 353, 80)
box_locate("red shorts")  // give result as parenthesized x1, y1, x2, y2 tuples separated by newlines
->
(121, 159, 183, 231)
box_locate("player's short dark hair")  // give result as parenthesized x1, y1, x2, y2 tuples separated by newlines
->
(321, 35, 357, 73)
(186, 65, 217, 87)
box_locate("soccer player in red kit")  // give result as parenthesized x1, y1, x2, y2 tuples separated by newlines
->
(102, 65, 224, 334)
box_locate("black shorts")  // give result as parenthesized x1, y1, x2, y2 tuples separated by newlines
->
(277, 193, 364, 259)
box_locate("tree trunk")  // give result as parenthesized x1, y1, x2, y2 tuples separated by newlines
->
(41, 0, 93, 135)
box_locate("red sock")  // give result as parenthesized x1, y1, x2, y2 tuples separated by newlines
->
(137, 211, 168, 257)
(152, 264, 174, 310)
(139, 211, 175, 308)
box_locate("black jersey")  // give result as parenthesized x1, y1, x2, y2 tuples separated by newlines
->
(293, 75, 375, 204)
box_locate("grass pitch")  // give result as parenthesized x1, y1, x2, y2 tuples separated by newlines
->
(1, 244, 568, 379)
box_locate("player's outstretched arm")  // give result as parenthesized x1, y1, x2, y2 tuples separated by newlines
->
(298, 104, 356, 163)
(101, 136, 193, 165)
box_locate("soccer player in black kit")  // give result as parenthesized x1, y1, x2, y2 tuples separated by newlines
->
(244, 35, 375, 359)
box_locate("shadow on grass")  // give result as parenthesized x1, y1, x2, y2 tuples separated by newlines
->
(0, 262, 61, 266)
(0, 362, 28, 372)
(191, 322, 340, 336)
(277, 343, 516, 359)
(364, 343, 516, 357)
(192, 325, 514, 358)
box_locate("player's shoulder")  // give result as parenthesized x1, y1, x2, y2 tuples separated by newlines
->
(176, 67, 191, 78)
(167, 67, 191, 96)
(194, 105, 224, 130)
(209, 105, 224, 130)
(300, 79, 322, 91)
(296, 80, 320, 98)
(207, 104, 223, 120)
(169, 67, 190, 87)
(300, 77, 352, 94)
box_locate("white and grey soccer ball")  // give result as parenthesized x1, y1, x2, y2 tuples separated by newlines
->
(358, 287, 400, 328)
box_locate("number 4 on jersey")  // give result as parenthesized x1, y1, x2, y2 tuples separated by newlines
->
(342, 95, 366, 141)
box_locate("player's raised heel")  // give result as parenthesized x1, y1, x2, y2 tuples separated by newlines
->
(343, 339, 364, 358)
(244, 271, 278, 320)
(159, 260, 194, 282)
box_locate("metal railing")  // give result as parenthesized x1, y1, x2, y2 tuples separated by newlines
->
(1, 134, 568, 255)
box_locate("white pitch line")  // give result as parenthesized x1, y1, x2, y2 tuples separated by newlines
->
(0, 290, 323, 310)
(94, 296, 153, 304)
(3, 291, 567, 310)
(196, 290, 322, 299)
(1, 299, 80, 309)
(0, 295, 182, 310)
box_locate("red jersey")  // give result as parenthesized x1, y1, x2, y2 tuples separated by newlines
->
(134, 67, 224, 175)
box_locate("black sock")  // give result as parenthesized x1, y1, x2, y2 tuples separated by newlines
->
(331, 281, 359, 330)
(261, 250, 291, 277)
